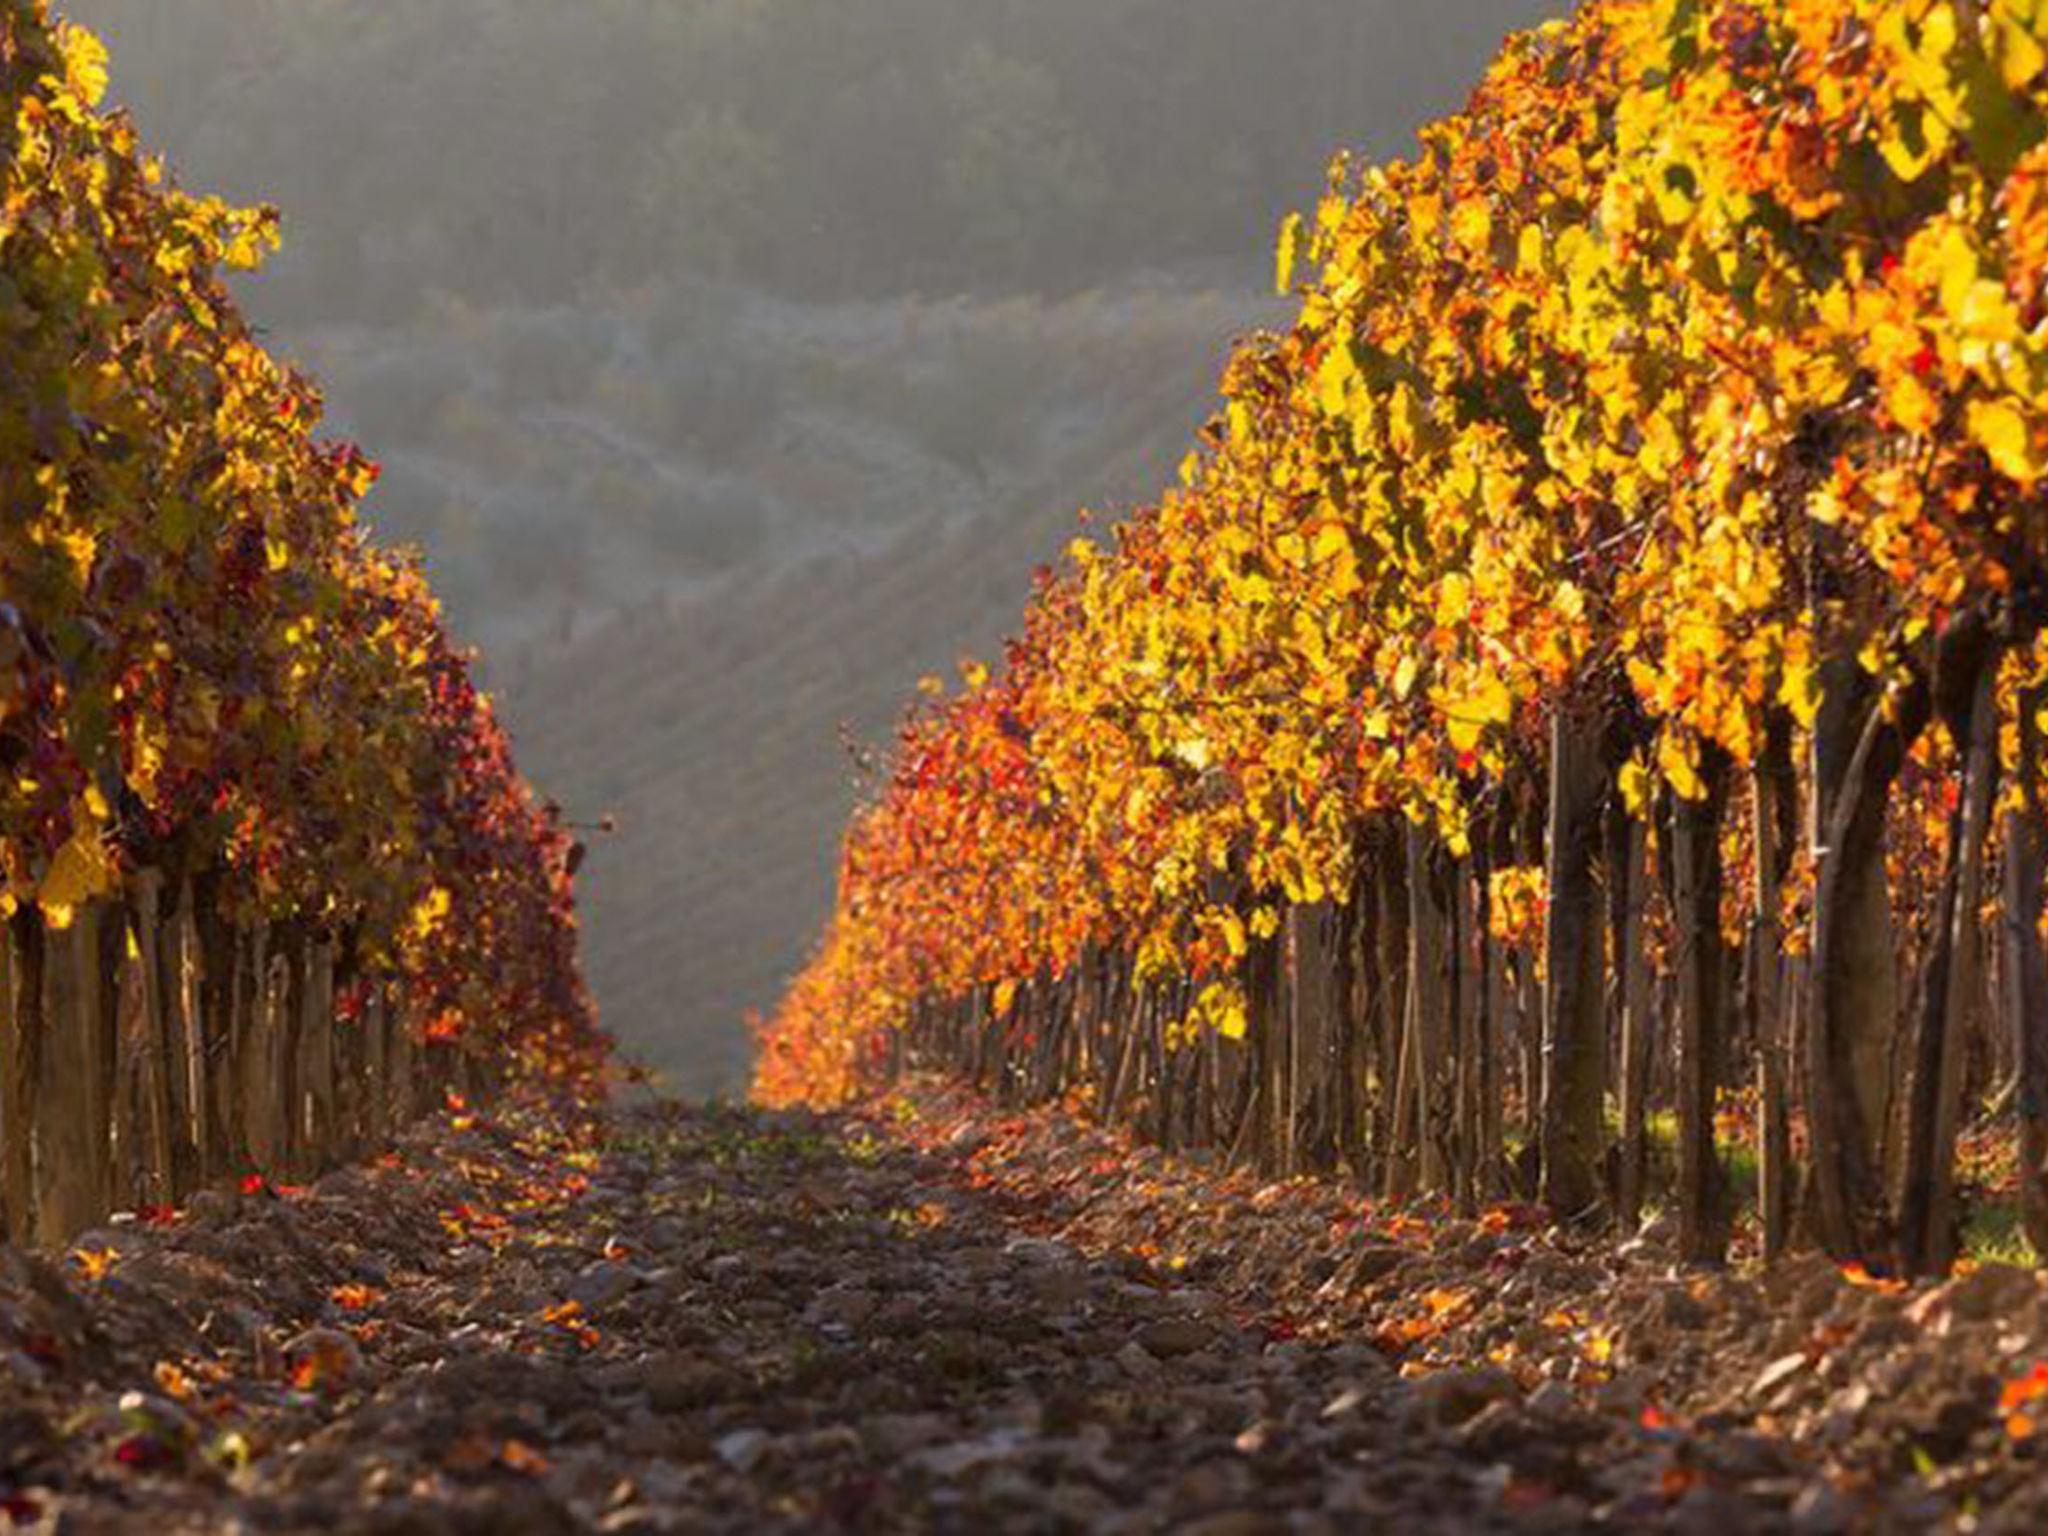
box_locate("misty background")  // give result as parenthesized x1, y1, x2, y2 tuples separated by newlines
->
(69, 0, 1561, 1093)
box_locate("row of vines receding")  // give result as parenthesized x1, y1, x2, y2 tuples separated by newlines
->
(0, 1, 605, 1243)
(759, 0, 2048, 1278)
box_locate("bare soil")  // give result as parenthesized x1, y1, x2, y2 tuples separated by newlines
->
(3, 1083, 2046, 1532)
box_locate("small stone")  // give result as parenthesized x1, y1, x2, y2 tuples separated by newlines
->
(1452, 1399, 1527, 1456)
(1751, 1353, 1810, 1400)
(565, 1262, 638, 1313)
(1347, 1245, 1410, 1283)
(1233, 1420, 1282, 1455)
(1178, 1511, 1288, 1536)
(1321, 1385, 1369, 1419)
(1117, 1340, 1163, 1380)
(1907, 1263, 2038, 1327)
(805, 1285, 876, 1327)
(713, 1428, 770, 1473)
(1592, 1367, 1653, 1418)
(185, 1189, 236, 1227)
(640, 1354, 732, 1413)
(1788, 1480, 1848, 1535)
(1655, 1285, 1710, 1331)
(1027, 1267, 1088, 1308)
(1668, 1485, 1758, 1536)
(1138, 1316, 1215, 1358)
(1409, 1366, 1518, 1429)
(860, 1412, 949, 1459)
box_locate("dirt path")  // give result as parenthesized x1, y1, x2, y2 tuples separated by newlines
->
(2, 1092, 2043, 1533)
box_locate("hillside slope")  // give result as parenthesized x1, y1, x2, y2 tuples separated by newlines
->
(498, 290, 1278, 1089)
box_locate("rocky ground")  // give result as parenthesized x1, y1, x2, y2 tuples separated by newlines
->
(3, 1081, 2048, 1533)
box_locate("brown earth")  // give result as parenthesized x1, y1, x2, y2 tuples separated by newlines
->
(2, 1083, 2046, 1532)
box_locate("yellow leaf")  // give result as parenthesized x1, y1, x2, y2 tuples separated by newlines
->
(1658, 732, 1704, 802)
(1877, 99, 1951, 182)
(1780, 652, 1820, 730)
(1969, 397, 2040, 483)
(1885, 371, 1940, 436)
(1199, 981, 1248, 1041)
(57, 22, 110, 107)
(1996, 12, 2047, 90)
(1316, 345, 1355, 419)
(1275, 211, 1304, 295)
(407, 885, 452, 942)
(1619, 758, 1652, 815)
(1219, 910, 1247, 959)
(1451, 197, 1491, 255)
(1436, 572, 1473, 630)
(992, 978, 1018, 1019)
(1390, 383, 1425, 455)
(1472, 669, 1513, 725)
(39, 829, 116, 918)
(1311, 521, 1350, 567)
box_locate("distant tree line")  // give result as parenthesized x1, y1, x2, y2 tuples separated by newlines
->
(69, 0, 1557, 319)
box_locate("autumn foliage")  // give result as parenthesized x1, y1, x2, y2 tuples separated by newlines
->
(0, 1, 602, 1238)
(760, 0, 2048, 1275)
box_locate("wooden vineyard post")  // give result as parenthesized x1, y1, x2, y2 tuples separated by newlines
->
(302, 939, 338, 1174)
(96, 900, 129, 1213)
(1334, 849, 1375, 1177)
(191, 878, 237, 1185)
(0, 914, 40, 1243)
(2007, 678, 2048, 1259)
(1246, 927, 1286, 1176)
(1540, 703, 1608, 1226)
(1671, 758, 1731, 1264)
(1899, 638, 2000, 1276)
(241, 927, 282, 1176)
(36, 903, 116, 1243)
(163, 880, 201, 1200)
(386, 985, 416, 1131)
(1407, 823, 1452, 1196)
(1753, 745, 1793, 1261)
(1374, 828, 1410, 1194)
(1453, 854, 1487, 1212)
(1806, 657, 1927, 1263)
(132, 871, 183, 1207)
(1609, 805, 1654, 1231)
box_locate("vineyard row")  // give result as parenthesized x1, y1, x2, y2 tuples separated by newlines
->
(761, 0, 2048, 1278)
(1, 4, 603, 1238)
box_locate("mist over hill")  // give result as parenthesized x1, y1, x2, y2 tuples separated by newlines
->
(66, 0, 1564, 1089)
(72, 1, 1555, 312)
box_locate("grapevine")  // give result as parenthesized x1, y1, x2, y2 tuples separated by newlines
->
(0, 1, 603, 1240)
(761, 0, 2048, 1276)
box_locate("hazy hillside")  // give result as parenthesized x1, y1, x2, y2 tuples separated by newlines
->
(70, 0, 1559, 312)
(67, 0, 1560, 652)
(287, 280, 1268, 654)
(496, 288, 1279, 1091)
